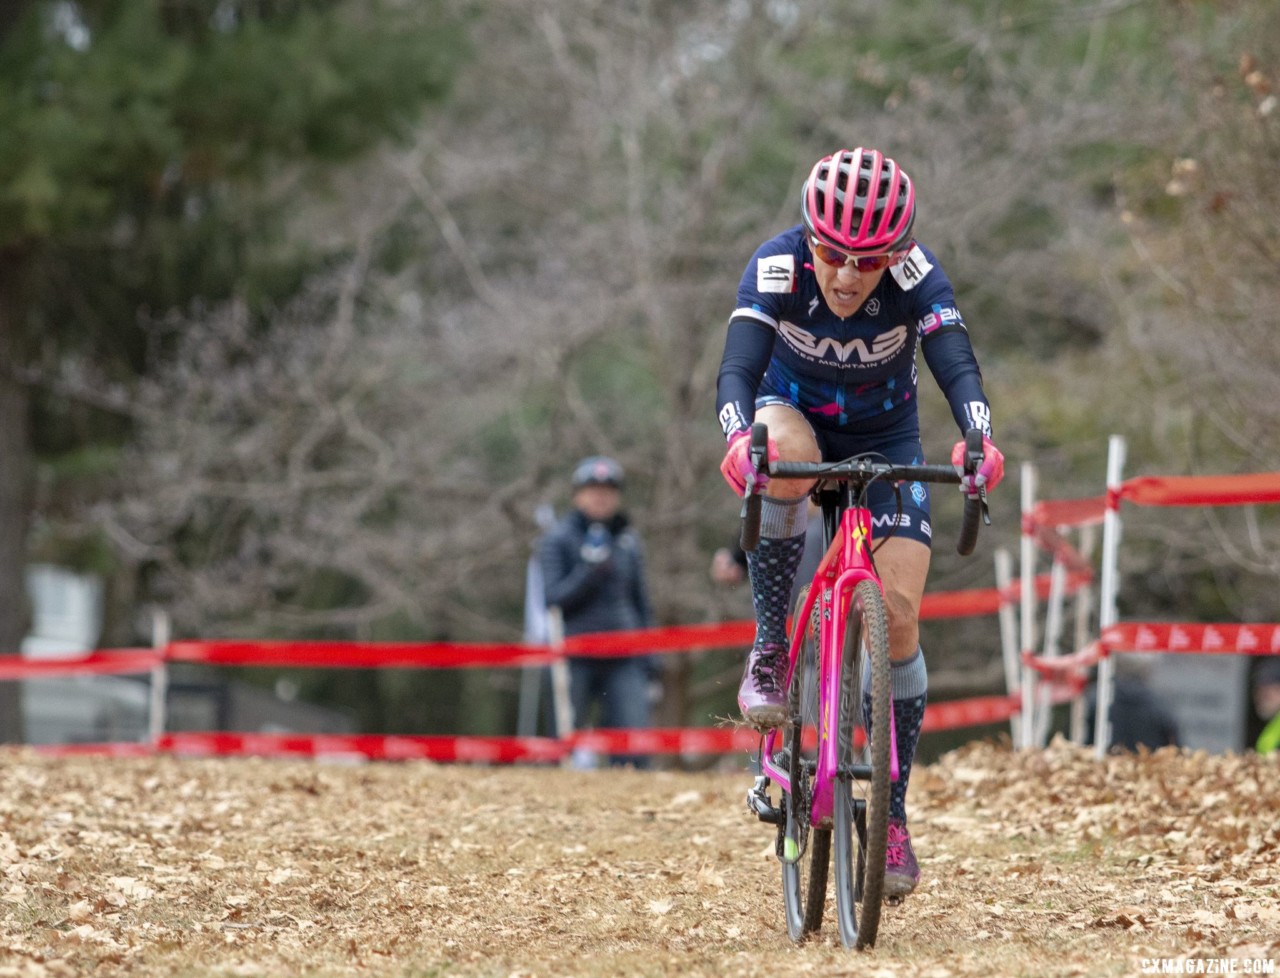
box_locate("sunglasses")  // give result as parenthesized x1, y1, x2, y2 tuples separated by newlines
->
(809, 237, 909, 272)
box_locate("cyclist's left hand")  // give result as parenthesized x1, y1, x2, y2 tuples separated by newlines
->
(719, 429, 779, 496)
(951, 434, 1005, 496)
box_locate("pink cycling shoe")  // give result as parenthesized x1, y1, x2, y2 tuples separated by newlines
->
(884, 819, 921, 898)
(738, 642, 788, 729)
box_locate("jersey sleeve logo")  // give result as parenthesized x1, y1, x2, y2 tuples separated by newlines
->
(756, 253, 796, 293)
(917, 303, 963, 336)
(718, 402, 748, 437)
(965, 401, 992, 436)
(889, 244, 933, 292)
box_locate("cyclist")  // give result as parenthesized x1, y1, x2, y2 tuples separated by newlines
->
(716, 146, 1005, 898)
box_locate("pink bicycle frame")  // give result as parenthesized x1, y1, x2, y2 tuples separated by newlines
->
(758, 505, 899, 826)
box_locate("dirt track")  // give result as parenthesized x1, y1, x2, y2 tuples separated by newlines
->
(1, 740, 1278, 978)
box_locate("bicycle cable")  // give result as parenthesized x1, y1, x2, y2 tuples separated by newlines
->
(807, 451, 909, 557)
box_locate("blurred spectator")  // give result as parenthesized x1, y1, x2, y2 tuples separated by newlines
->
(1251, 657, 1280, 754)
(1085, 654, 1180, 753)
(537, 456, 657, 769)
(710, 503, 825, 596)
(710, 545, 747, 586)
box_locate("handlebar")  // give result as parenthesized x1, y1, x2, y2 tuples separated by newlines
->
(956, 427, 986, 556)
(738, 423, 991, 556)
(738, 424, 770, 552)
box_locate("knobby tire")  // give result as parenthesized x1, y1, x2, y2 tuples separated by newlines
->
(833, 578, 891, 949)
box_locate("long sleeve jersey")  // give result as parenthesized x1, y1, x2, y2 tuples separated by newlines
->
(716, 227, 992, 443)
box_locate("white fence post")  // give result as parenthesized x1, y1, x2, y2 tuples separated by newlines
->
(1093, 435, 1127, 758)
(545, 607, 575, 766)
(1069, 524, 1097, 743)
(994, 547, 1021, 745)
(148, 607, 171, 747)
(1019, 462, 1038, 750)
(1034, 558, 1068, 746)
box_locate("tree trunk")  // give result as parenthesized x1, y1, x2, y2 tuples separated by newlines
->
(0, 260, 32, 742)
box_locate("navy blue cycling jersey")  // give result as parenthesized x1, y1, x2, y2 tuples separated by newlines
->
(716, 226, 992, 444)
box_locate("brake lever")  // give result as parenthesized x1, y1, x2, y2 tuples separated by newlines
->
(963, 429, 991, 525)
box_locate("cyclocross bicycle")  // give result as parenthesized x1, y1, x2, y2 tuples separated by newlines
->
(740, 423, 988, 948)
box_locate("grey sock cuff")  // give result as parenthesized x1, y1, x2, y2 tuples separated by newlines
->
(760, 495, 809, 539)
(864, 645, 928, 699)
(891, 647, 928, 700)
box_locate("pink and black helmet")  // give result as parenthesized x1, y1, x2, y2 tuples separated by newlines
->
(801, 147, 916, 253)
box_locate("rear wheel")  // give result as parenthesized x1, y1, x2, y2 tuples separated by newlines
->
(832, 578, 891, 949)
(780, 585, 828, 942)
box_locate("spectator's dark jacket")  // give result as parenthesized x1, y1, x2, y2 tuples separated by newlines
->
(537, 509, 654, 637)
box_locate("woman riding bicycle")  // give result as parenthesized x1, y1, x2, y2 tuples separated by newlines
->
(716, 146, 1005, 899)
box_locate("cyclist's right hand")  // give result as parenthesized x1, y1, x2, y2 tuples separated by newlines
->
(951, 433, 1005, 496)
(720, 429, 778, 496)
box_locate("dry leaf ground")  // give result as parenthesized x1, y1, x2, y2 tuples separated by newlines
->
(1, 739, 1278, 978)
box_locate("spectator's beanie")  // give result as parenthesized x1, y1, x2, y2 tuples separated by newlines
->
(572, 456, 624, 490)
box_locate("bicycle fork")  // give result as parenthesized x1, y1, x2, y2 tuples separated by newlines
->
(748, 574, 901, 858)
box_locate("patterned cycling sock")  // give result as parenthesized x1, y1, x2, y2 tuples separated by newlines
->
(745, 497, 808, 648)
(863, 648, 928, 824)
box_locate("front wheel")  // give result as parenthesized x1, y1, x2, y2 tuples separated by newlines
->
(832, 578, 892, 949)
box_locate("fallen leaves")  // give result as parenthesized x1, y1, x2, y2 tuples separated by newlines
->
(0, 742, 1275, 977)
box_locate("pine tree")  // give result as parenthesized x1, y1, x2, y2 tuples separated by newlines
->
(0, 0, 461, 740)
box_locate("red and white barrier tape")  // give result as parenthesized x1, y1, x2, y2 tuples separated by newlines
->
(0, 649, 161, 680)
(0, 582, 1024, 676)
(1021, 643, 1104, 678)
(1100, 621, 1280, 656)
(165, 639, 555, 670)
(1027, 472, 1280, 534)
(1021, 622, 1280, 687)
(1111, 472, 1280, 510)
(32, 690, 1030, 762)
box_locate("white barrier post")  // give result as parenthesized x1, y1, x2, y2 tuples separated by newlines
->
(994, 548, 1021, 745)
(148, 607, 171, 747)
(545, 607, 576, 766)
(1034, 557, 1068, 746)
(1093, 435, 1127, 758)
(1019, 462, 1038, 750)
(1069, 524, 1097, 743)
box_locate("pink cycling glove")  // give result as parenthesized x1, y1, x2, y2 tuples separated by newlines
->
(720, 430, 779, 496)
(951, 434, 1005, 497)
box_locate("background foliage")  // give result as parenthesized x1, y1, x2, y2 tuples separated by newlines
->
(4, 0, 1277, 739)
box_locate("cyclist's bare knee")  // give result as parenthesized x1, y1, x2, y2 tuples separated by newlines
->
(755, 403, 819, 499)
(875, 538, 929, 660)
(883, 589, 921, 661)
